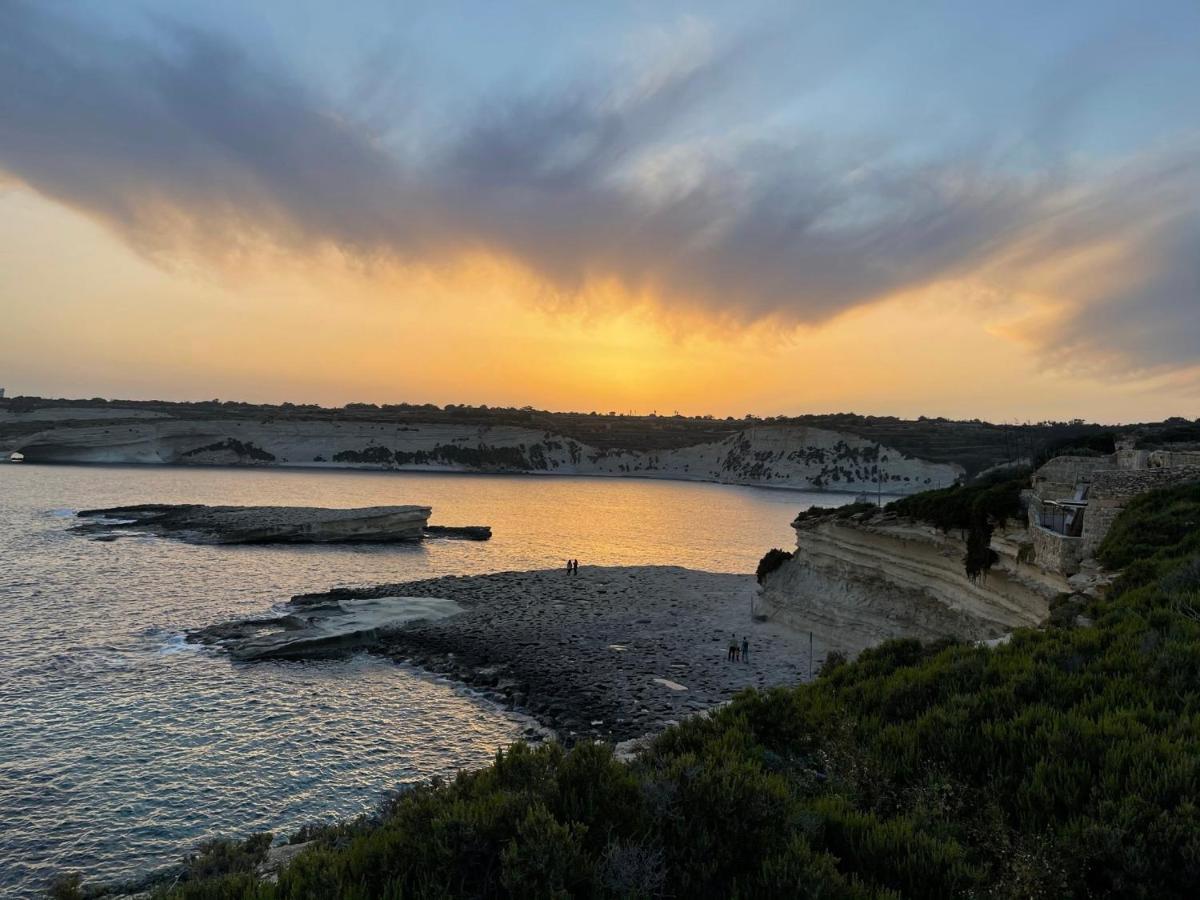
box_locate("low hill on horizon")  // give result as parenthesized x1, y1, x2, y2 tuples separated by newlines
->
(2, 395, 1196, 477)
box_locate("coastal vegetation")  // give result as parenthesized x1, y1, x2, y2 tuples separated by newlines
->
(792, 501, 879, 525)
(124, 479, 1200, 899)
(887, 470, 1028, 580)
(755, 548, 793, 583)
(793, 473, 1028, 581)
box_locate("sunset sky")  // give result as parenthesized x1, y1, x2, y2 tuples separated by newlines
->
(1, 1, 1197, 422)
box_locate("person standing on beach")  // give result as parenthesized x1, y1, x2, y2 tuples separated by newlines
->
(566, 559, 573, 576)
(742, 636, 749, 663)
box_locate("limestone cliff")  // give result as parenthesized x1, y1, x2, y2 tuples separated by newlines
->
(1, 407, 961, 493)
(757, 510, 1064, 652)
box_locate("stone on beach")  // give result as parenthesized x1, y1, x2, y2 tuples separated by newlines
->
(190, 566, 834, 744)
(652, 677, 688, 691)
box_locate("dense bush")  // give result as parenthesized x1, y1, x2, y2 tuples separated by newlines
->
(887, 471, 1027, 580)
(1033, 432, 1117, 466)
(886, 469, 1026, 534)
(143, 481, 1200, 899)
(756, 548, 793, 583)
(1136, 423, 1200, 448)
(183, 834, 272, 882)
(1097, 481, 1200, 575)
(793, 501, 879, 525)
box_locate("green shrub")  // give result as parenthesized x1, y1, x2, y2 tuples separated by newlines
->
(184, 833, 272, 882)
(46, 873, 83, 900)
(499, 804, 587, 898)
(820, 650, 848, 676)
(756, 548, 793, 583)
(888, 470, 1028, 580)
(157, 482, 1200, 899)
(1097, 481, 1200, 572)
(794, 501, 879, 525)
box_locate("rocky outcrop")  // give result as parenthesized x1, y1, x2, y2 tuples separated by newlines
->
(189, 594, 466, 659)
(2, 406, 961, 493)
(74, 504, 435, 543)
(757, 511, 1064, 653)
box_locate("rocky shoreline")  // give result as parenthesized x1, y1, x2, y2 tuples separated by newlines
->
(192, 566, 838, 744)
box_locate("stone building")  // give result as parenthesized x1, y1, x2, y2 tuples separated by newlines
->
(1027, 436, 1200, 577)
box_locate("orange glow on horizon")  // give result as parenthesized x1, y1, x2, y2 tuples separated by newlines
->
(0, 186, 1194, 423)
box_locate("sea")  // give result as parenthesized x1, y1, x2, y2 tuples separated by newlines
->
(0, 462, 856, 896)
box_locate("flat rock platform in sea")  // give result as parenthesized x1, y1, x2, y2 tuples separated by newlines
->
(193, 566, 833, 744)
(72, 503, 489, 544)
(191, 595, 466, 660)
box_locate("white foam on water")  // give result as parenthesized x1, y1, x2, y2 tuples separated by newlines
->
(158, 633, 203, 655)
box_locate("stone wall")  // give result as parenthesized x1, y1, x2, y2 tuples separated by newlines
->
(1031, 455, 1115, 500)
(1030, 522, 1084, 576)
(1080, 466, 1200, 557)
(1148, 450, 1200, 469)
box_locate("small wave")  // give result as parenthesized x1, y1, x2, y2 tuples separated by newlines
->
(47, 508, 77, 518)
(50, 647, 138, 675)
(158, 633, 203, 655)
(143, 627, 205, 656)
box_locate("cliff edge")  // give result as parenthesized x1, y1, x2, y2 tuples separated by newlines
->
(757, 508, 1063, 653)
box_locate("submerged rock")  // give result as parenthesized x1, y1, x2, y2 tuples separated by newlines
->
(72, 503, 488, 544)
(423, 524, 492, 541)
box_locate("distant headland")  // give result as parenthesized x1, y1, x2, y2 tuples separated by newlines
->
(2, 395, 1197, 493)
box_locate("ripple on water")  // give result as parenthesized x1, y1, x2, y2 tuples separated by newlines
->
(0, 463, 825, 897)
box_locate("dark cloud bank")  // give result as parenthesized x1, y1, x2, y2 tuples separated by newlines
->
(0, 3, 1196, 377)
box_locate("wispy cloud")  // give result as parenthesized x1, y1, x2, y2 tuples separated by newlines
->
(0, 2, 1196, 377)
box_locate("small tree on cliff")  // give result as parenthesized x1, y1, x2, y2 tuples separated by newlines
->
(756, 548, 793, 583)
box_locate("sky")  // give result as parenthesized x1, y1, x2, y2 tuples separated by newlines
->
(0, 0, 1197, 422)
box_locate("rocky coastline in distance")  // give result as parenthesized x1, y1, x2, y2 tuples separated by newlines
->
(72, 504, 491, 544)
(1, 400, 968, 494)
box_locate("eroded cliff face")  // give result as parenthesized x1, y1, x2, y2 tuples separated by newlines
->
(757, 512, 1064, 652)
(1, 408, 962, 493)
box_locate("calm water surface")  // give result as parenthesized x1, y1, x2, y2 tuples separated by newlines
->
(0, 463, 851, 895)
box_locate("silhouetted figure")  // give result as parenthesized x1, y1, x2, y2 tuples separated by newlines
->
(566, 559, 573, 575)
(572, 559, 579, 575)
(728, 633, 738, 662)
(742, 636, 749, 663)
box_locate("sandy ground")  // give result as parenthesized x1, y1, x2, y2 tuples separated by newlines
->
(277, 566, 840, 744)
